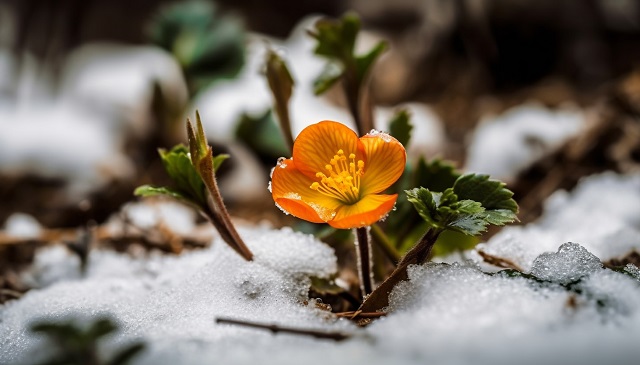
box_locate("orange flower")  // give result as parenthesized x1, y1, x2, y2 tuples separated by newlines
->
(271, 121, 406, 229)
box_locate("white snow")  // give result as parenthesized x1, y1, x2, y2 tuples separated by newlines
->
(474, 172, 640, 271)
(529, 242, 603, 284)
(3, 213, 42, 238)
(2, 173, 640, 365)
(0, 44, 187, 198)
(465, 103, 587, 181)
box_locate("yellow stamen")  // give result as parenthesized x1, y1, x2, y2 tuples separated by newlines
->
(310, 149, 365, 204)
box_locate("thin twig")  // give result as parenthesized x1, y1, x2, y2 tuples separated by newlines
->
(477, 250, 524, 271)
(215, 317, 351, 341)
(335, 311, 387, 319)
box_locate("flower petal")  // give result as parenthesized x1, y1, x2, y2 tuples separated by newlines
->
(292, 121, 365, 179)
(359, 132, 406, 195)
(328, 194, 398, 229)
(271, 158, 342, 223)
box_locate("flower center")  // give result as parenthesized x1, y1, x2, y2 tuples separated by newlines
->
(309, 149, 365, 204)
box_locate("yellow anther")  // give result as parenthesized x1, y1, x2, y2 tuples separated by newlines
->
(309, 149, 366, 204)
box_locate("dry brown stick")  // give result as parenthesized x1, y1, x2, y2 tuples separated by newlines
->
(335, 311, 387, 319)
(476, 250, 524, 271)
(215, 317, 351, 341)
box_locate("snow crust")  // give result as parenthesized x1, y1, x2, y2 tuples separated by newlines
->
(2, 173, 640, 365)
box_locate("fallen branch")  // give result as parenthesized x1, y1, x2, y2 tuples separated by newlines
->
(215, 317, 351, 341)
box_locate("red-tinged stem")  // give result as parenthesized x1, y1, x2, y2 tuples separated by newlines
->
(205, 182, 253, 261)
(355, 226, 373, 298)
(359, 228, 442, 312)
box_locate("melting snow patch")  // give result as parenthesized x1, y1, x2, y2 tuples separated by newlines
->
(529, 242, 603, 284)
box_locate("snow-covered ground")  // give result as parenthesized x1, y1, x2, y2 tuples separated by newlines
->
(2, 171, 640, 365)
(465, 103, 587, 182)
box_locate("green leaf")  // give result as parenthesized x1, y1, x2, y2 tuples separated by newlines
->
(388, 108, 413, 147)
(159, 144, 207, 205)
(213, 154, 230, 172)
(134, 185, 192, 203)
(309, 13, 387, 94)
(453, 173, 519, 215)
(405, 187, 441, 229)
(447, 199, 489, 236)
(355, 40, 387, 84)
(235, 109, 290, 160)
(313, 62, 342, 95)
(405, 184, 515, 237)
(265, 48, 295, 150)
(309, 14, 359, 60)
(414, 158, 460, 193)
(149, 0, 246, 95)
(137, 135, 229, 208)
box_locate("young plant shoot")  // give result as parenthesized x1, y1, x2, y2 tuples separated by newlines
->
(135, 112, 253, 261)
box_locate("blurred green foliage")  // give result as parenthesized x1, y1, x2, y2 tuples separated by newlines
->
(149, 0, 246, 95)
(30, 316, 144, 365)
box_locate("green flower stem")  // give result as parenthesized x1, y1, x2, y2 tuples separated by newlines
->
(359, 228, 442, 312)
(355, 226, 373, 297)
(370, 223, 401, 263)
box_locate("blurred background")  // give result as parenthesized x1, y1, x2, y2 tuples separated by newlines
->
(1, 0, 640, 231)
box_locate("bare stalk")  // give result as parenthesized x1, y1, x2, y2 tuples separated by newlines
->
(355, 226, 373, 297)
(359, 228, 442, 312)
(216, 317, 350, 341)
(204, 178, 253, 261)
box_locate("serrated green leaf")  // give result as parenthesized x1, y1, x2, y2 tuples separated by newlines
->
(310, 14, 359, 59)
(453, 173, 519, 213)
(406, 183, 515, 237)
(388, 108, 412, 147)
(447, 200, 488, 236)
(414, 158, 460, 192)
(309, 13, 386, 96)
(313, 62, 342, 95)
(405, 187, 440, 229)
